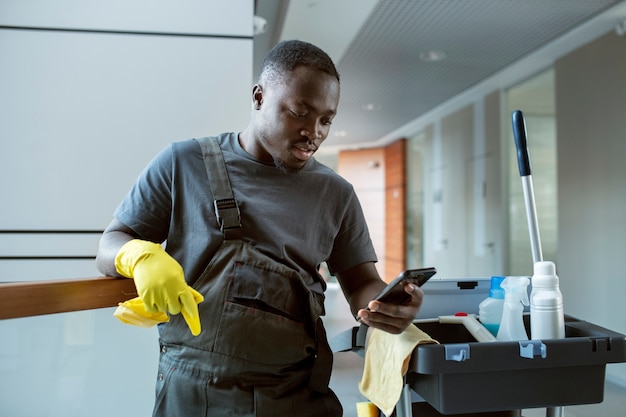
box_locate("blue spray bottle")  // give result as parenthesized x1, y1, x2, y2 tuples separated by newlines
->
(478, 276, 505, 337)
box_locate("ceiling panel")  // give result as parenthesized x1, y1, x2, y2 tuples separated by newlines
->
(254, 0, 625, 148)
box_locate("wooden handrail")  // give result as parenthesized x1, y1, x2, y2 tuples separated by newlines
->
(0, 277, 137, 320)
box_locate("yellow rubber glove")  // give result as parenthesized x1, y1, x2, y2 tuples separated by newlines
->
(114, 297, 170, 327)
(115, 239, 204, 336)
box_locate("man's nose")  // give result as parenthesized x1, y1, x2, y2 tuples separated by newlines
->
(301, 122, 322, 140)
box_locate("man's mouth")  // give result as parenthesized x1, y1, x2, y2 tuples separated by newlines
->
(292, 144, 317, 161)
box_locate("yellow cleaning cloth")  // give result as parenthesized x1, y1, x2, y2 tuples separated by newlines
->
(356, 401, 379, 417)
(358, 325, 438, 417)
(113, 296, 170, 327)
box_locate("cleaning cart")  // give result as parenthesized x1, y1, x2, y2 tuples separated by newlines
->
(332, 111, 626, 417)
(333, 277, 626, 417)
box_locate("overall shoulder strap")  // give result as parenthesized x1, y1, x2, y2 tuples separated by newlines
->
(196, 137, 242, 240)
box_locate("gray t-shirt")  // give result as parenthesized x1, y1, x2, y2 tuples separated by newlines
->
(114, 132, 377, 293)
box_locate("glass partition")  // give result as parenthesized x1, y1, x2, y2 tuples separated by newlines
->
(0, 309, 158, 417)
(0, 255, 158, 416)
(406, 130, 428, 270)
(505, 68, 557, 275)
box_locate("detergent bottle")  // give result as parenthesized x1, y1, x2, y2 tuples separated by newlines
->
(478, 276, 505, 336)
(530, 261, 565, 339)
(496, 276, 530, 341)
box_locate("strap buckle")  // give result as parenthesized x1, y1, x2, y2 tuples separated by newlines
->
(214, 198, 242, 239)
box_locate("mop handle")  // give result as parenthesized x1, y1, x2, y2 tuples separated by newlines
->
(512, 111, 562, 417)
(512, 110, 532, 177)
(512, 110, 543, 264)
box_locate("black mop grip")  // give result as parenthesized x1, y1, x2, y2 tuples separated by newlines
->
(512, 110, 531, 176)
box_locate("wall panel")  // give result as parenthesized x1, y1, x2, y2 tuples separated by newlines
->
(0, 3, 254, 416)
(0, 0, 252, 36)
(384, 139, 406, 282)
(556, 31, 626, 385)
(0, 30, 251, 232)
(338, 148, 386, 278)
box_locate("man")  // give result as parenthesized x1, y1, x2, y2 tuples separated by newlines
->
(96, 40, 423, 417)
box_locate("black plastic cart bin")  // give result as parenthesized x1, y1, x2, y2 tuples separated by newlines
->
(407, 315, 626, 415)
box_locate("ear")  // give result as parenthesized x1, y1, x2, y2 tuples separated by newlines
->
(252, 84, 263, 109)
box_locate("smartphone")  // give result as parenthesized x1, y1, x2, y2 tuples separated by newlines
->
(367, 267, 437, 308)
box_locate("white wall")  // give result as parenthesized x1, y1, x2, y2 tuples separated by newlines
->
(0, 0, 252, 232)
(0, 1, 253, 416)
(556, 31, 626, 386)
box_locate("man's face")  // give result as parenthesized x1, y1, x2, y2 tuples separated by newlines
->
(253, 66, 340, 173)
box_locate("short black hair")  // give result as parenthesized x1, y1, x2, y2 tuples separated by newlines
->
(258, 40, 340, 85)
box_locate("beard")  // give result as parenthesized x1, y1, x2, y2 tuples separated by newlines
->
(273, 155, 304, 174)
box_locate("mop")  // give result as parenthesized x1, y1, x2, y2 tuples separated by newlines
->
(512, 110, 564, 417)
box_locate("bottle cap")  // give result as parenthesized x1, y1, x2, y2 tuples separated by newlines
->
(489, 276, 505, 299)
(532, 261, 559, 288)
(534, 261, 556, 276)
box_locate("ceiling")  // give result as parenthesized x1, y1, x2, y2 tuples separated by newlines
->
(254, 0, 626, 151)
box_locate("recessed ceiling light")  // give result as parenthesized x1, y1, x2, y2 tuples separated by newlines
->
(419, 50, 447, 62)
(362, 103, 381, 111)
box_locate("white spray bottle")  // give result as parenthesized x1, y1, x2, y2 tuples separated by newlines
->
(496, 276, 530, 341)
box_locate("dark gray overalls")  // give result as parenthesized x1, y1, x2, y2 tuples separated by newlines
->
(152, 137, 343, 417)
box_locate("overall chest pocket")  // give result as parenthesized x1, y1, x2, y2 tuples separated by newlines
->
(213, 254, 318, 367)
